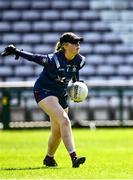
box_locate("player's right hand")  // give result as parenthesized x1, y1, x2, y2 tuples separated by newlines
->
(1, 44, 16, 56)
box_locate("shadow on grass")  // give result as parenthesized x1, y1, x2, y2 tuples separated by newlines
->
(0, 166, 59, 171)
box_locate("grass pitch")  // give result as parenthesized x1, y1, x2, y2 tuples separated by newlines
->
(0, 128, 133, 179)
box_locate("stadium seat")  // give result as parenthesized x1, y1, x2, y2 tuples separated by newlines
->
(100, 10, 120, 21)
(83, 32, 102, 43)
(94, 44, 112, 54)
(113, 44, 132, 54)
(13, 22, 31, 32)
(2, 33, 21, 44)
(53, 21, 71, 31)
(31, 1, 50, 9)
(3, 56, 20, 66)
(96, 65, 115, 76)
(126, 55, 133, 64)
(0, 66, 13, 77)
(80, 44, 92, 54)
(106, 55, 124, 65)
(33, 44, 52, 54)
(102, 33, 122, 43)
(117, 65, 133, 76)
(86, 54, 104, 65)
(72, 21, 90, 31)
(41, 10, 60, 20)
(62, 10, 79, 20)
(43, 33, 59, 43)
(121, 11, 133, 21)
(51, 1, 70, 9)
(71, 1, 89, 9)
(11, 1, 30, 9)
(92, 21, 111, 32)
(22, 34, 41, 44)
(79, 66, 96, 76)
(35, 66, 44, 76)
(16, 44, 33, 52)
(5, 77, 24, 82)
(2, 11, 21, 21)
(0, 1, 10, 10)
(22, 10, 40, 20)
(81, 10, 100, 21)
(14, 66, 34, 77)
(0, 22, 11, 32)
(33, 22, 52, 32)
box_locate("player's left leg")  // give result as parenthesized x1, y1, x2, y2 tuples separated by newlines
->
(43, 116, 61, 167)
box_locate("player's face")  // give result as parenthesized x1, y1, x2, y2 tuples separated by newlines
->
(65, 42, 80, 55)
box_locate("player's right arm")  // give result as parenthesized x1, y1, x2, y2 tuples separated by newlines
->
(1, 44, 48, 66)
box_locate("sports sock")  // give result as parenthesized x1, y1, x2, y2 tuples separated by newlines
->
(69, 151, 77, 161)
(46, 155, 54, 159)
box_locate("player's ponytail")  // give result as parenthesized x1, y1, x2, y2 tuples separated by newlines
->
(55, 41, 65, 52)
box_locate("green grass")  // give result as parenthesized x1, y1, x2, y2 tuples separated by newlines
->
(0, 128, 133, 179)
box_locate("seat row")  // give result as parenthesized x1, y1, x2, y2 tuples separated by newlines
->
(0, 64, 133, 77)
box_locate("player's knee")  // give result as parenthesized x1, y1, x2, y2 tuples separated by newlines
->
(61, 115, 71, 128)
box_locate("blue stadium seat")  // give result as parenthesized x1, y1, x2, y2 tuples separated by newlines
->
(117, 65, 133, 76)
(53, 21, 71, 31)
(2, 11, 21, 21)
(14, 66, 34, 77)
(13, 22, 31, 32)
(35, 66, 43, 76)
(106, 55, 124, 65)
(81, 10, 100, 21)
(5, 77, 24, 82)
(33, 44, 52, 54)
(32, 21, 52, 32)
(83, 32, 101, 43)
(80, 44, 92, 54)
(43, 33, 59, 43)
(22, 34, 41, 44)
(62, 10, 79, 20)
(0, 22, 11, 32)
(51, 1, 70, 9)
(79, 65, 96, 76)
(2, 33, 21, 44)
(94, 44, 112, 54)
(72, 21, 89, 31)
(42, 10, 60, 20)
(0, 1, 10, 10)
(86, 54, 104, 65)
(22, 10, 40, 20)
(0, 66, 13, 77)
(31, 1, 50, 9)
(96, 65, 115, 76)
(11, 1, 30, 9)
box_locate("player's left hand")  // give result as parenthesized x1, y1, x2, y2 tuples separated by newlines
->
(1, 44, 17, 56)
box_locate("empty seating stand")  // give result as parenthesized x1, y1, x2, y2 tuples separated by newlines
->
(1, 0, 133, 123)
(0, 0, 132, 82)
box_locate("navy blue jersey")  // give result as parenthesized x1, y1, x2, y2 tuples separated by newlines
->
(17, 50, 85, 95)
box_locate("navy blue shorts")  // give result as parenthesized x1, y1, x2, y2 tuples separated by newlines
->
(34, 89, 68, 109)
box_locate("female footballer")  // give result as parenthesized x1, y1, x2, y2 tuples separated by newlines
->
(1, 32, 86, 168)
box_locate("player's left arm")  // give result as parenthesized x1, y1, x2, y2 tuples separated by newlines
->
(1, 44, 48, 66)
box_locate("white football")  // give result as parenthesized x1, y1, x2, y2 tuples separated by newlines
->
(68, 81, 88, 102)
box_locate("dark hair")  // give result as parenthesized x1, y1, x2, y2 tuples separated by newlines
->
(60, 32, 83, 44)
(55, 32, 83, 52)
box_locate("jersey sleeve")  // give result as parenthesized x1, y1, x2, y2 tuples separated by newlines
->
(72, 54, 85, 82)
(16, 50, 49, 66)
(79, 55, 86, 70)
